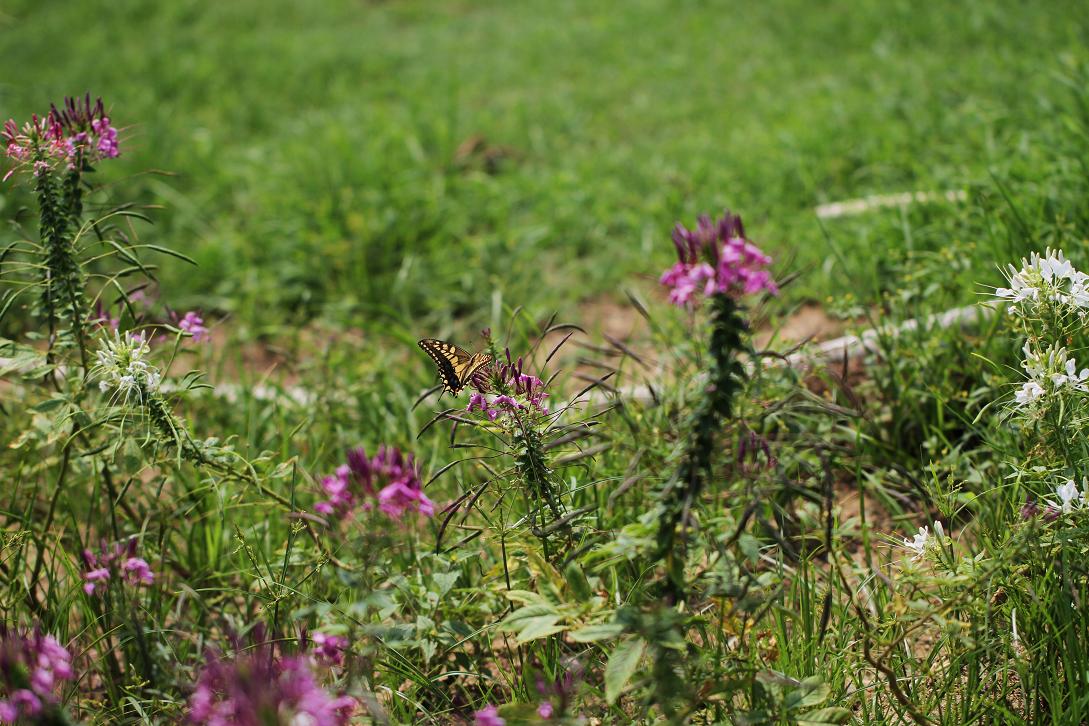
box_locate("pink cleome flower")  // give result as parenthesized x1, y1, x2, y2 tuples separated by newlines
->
(0, 628, 74, 722)
(474, 704, 506, 726)
(3, 95, 120, 182)
(315, 445, 433, 521)
(188, 629, 355, 725)
(660, 211, 778, 307)
(176, 311, 210, 343)
(466, 349, 549, 421)
(81, 538, 155, 595)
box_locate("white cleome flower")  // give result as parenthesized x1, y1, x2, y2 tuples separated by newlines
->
(1015, 344, 1089, 408)
(1015, 381, 1046, 407)
(996, 249, 1089, 315)
(92, 331, 163, 403)
(1048, 479, 1086, 514)
(903, 526, 930, 560)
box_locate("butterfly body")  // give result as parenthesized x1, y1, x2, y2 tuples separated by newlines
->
(418, 338, 493, 395)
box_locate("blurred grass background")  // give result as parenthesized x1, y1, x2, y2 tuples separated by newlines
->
(0, 0, 1085, 335)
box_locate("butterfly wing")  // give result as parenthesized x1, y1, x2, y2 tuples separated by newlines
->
(418, 338, 475, 395)
(456, 351, 494, 389)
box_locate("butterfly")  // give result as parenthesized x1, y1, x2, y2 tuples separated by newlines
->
(418, 338, 494, 395)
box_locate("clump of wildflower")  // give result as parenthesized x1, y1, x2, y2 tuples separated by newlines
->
(81, 538, 155, 595)
(308, 632, 348, 668)
(187, 632, 355, 725)
(474, 704, 505, 726)
(995, 248, 1089, 318)
(466, 348, 549, 421)
(1014, 343, 1089, 410)
(315, 445, 434, 520)
(1045, 479, 1087, 515)
(659, 211, 778, 307)
(93, 330, 162, 402)
(174, 310, 210, 343)
(0, 628, 74, 722)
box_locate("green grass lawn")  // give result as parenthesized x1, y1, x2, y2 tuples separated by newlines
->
(1, 0, 1085, 335)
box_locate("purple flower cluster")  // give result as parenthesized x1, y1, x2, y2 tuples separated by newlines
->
(467, 349, 549, 421)
(659, 211, 778, 307)
(0, 628, 74, 723)
(3, 95, 119, 181)
(81, 539, 155, 596)
(315, 445, 434, 520)
(187, 635, 355, 725)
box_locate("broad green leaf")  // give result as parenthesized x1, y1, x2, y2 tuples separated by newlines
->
(605, 636, 646, 704)
(514, 615, 566, 642)
(568, 623, 625, 643)
(797, 706, 852, 725)
(786, 676, 830, 709)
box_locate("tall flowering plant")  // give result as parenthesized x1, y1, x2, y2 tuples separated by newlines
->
(2, 97, 121, 365)
(656, 210, 777, 593)
(993, 249, 1089, 515)
(459, 336, 570, 551)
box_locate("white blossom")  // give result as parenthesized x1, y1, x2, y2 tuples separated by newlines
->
(903, 526, 930, 560)
(92, 331, 163, 403)
(996, 249, 1089, 315)
(1047, 479, 1086, 514)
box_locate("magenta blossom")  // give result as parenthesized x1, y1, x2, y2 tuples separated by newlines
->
(474, 704, 505, 726)
(176, 310, 210, 343)
(0, 628, 74, 723)
(315, 445, 433, 520)
(81, 538, 155, 595)
(50, 95, 121, 162)
(187, 630, 355, 726)
(3, 96, 120, 181)
(660, 211, 778, 306)
(466, 349, 549, 421)
(2, 115, 68, 180)
(309, 632, 349, 668)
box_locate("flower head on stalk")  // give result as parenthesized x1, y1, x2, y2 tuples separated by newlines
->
(0, 627, 74, 722)
(1045, 479, 1087, 515)
(187, 629, 355, 725)
(1013, 343, 1089, 412)
(3, 96, 120, 181)
(466, 348, 549, 421)
(1, 114, 68, 181)
(660, 211, 778, 307)
(80, 538, 155, 595)
(93, 330, 162, 403)
(315, 445, 433, 520)
(995, 248, 1089, 319)
(49, 94, 121, 163)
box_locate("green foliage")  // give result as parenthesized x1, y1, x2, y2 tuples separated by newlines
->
(1, 4, 1089, 725)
